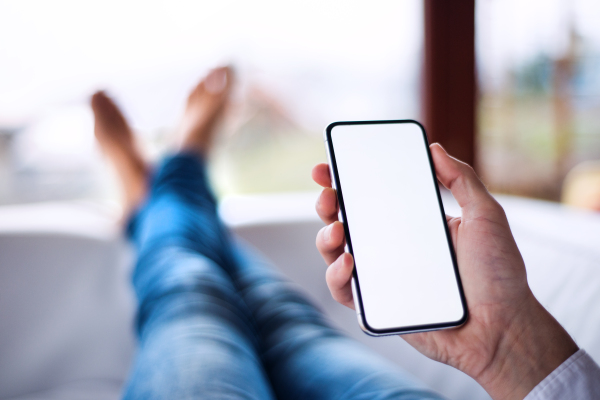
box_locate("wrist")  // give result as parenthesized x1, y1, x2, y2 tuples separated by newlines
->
(476, 296, 578, 400)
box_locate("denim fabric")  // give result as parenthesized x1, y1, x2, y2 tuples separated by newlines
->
(123, 153, 444, 400)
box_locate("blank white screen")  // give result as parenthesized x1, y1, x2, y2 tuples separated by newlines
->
(330, 122, 464, 331)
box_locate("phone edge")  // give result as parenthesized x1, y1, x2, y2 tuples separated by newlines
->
(323, 119, 469, 337)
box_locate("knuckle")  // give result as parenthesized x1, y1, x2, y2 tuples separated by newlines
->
(455, 163, 475, 184)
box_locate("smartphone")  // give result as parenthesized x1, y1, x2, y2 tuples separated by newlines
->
(324, 120, 467, 336)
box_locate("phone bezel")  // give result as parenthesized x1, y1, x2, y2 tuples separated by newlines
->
(325, 119, 468, 336)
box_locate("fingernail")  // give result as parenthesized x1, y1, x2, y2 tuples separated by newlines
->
(206, 69, 227, 94)
(435, 143, 448, 154)
(324, 224, 333, 242)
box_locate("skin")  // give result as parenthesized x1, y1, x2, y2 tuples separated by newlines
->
(312, 143, 579, 400)
(91, 91, 148, 215)
(91, 66, 232, 217)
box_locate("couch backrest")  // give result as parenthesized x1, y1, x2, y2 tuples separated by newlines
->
(0, 233, 136, 399)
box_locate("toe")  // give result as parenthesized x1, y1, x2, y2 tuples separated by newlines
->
(205, 66, 233, 95)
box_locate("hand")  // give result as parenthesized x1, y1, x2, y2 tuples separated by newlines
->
(312, 143, 578, 400)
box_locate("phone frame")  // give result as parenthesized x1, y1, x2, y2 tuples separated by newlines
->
(324, 119, 468, 336)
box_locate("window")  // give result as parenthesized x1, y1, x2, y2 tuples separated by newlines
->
(0, 0, 422, 203)
(477, 0, 600, 200)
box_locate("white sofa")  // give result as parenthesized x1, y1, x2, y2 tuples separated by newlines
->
(1, 192, 600, 400)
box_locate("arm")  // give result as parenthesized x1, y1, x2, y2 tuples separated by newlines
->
(312, 143, 580, 400)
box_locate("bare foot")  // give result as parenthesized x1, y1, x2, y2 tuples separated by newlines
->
(179, 66, 233, 155)
(91, 91, 149, 216)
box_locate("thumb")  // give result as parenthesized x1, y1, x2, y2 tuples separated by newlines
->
(430, 143, 504, 223)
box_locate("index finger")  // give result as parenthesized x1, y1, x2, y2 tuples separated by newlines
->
(312, 163, 332, 188)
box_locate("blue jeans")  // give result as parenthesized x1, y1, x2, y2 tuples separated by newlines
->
(123, 154, 443, 399)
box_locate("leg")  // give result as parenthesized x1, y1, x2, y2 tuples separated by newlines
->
(123, 155, 274, 399)
(229, 242, 445, 400)
(92, 70, 275, 399)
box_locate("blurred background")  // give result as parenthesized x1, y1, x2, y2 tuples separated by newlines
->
(0, 0, 420, 204)
(1, 0, 597, 207)
(478, 0, 600, 202)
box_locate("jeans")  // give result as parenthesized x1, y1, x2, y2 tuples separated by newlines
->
(122, 154, 443, 400)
